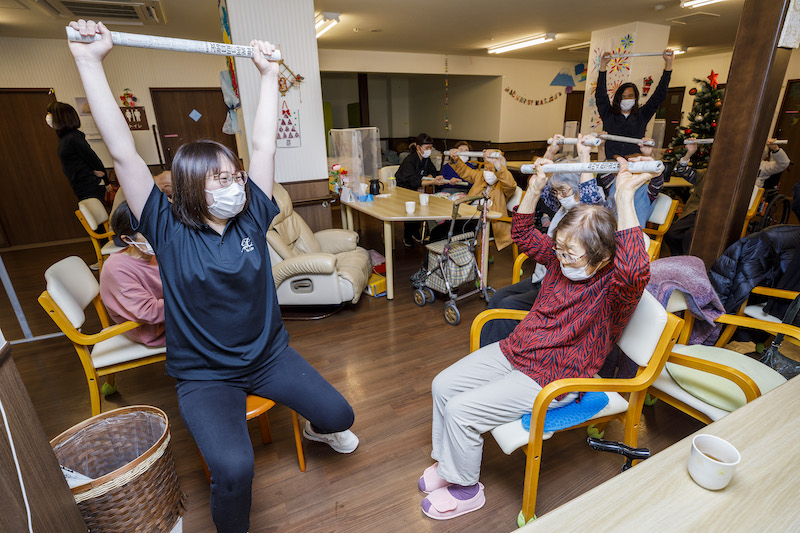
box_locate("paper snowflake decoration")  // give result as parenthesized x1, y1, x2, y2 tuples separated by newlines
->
(621, 34, 634, 50)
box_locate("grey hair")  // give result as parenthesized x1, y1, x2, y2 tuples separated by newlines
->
(549, 173, 581, 196)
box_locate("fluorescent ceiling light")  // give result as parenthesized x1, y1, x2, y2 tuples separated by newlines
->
(681, 0, 726, 8)
(672, 48, 688, 55)
(315, 12, 340, 38)
(488, 33, 556, 54)
(557, 41, 591, 51)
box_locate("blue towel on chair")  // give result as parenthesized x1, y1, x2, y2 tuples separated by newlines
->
(521, 392, 609, 432)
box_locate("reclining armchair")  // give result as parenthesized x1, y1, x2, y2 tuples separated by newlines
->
(267, 183, 371, 305)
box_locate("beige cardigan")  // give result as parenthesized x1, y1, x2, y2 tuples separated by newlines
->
(449, 157, 517, 250)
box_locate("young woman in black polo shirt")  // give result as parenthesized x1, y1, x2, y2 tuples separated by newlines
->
(596, 49, 674, 158)
(67, 20, 358, 533)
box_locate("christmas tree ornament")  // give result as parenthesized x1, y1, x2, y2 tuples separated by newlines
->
(689, 88, 698, 95)
(696, 114, 703, 122)
(685, 128, 692, 135)
(712, 121, 717, 127)
(707, 70, 719, 89)
(715, 100, 722, 108)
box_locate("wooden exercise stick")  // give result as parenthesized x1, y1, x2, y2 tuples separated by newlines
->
(66, 27, 282, 61)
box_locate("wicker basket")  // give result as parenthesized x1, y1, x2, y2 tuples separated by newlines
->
(51, 405, 184, 532)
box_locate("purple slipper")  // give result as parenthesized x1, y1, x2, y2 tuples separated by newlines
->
(418, 462, 451, 494)
(421, 483, 486, 520)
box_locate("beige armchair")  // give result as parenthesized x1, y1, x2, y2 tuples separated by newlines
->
(267, 183, 371, 305)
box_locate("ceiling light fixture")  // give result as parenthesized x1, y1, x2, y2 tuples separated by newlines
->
(488, 33, 556, 54)
(557, 41, 591, 51)
(672, 47, 688, 55)
(315, 12, 340, 38)
(680, 0, 726, 8)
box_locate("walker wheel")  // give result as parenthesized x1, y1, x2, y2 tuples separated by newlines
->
(484, 287, 495, 302)
(444, 304, 461, 325)
(413, 289, 427, 307)
(424, 288, 435, 304)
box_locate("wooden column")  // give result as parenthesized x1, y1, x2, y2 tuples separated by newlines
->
(358, 73, 370, 126)
(690, 0, 792, 267)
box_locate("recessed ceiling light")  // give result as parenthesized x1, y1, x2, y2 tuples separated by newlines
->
(681, 0, 726, 7)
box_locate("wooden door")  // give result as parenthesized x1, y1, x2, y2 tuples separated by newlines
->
(656, 86, 685, 147)
(564, 90, 584, 124)
(150, 88, 237, 167)
(772, 79, 800, 198)
(0, 89, 87, 247)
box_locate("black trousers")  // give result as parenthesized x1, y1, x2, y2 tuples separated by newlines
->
(663, 212, 697, 256)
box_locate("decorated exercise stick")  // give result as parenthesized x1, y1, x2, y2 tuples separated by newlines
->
(599, 134, 656, 146)
(443, 151, 503, 158)
(684, 138, 787, 145)
(608, 51, 673, 58)
(520, 161, 665, 175)
(65, 27, 282, 61)
(546, 137, 602, 147)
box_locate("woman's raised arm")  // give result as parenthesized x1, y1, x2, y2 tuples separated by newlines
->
(246, 40, 280, 199)
(67, 20, 153, 220)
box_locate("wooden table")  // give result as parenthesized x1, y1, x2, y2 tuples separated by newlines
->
(663, 177, 693, 188)
(341, 187, 498, 300)
(517, 377, 800, 531)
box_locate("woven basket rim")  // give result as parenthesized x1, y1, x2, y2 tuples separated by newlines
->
(50, 405, 170, 495)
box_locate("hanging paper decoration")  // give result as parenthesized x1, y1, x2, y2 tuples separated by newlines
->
(574, 63, 587, 82)
(277, 100, 301, 148)
(277, 60, 303, 96)
(642, 76, 654, 96)
(220, 69, 240, 135)
(504, 86, 562, 106)
(585, 33, 636, 131)
(444, 56, 450, 131)
(119, 88, 137, 107)
(550, 68, 576, 87)
(218, 0, 238, 98)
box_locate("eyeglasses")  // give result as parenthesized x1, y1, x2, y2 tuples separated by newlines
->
(552, 247, 586, 264)
(552, 188, 574, 199)
(209, 170, 248, 188)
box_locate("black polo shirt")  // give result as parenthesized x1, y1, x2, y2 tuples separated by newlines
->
(133, 181, 289, 381)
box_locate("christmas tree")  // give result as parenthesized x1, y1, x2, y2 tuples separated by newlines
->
(664, 70, 723, 170)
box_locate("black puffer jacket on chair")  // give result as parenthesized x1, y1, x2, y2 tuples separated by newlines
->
(708, 225, 800, 313)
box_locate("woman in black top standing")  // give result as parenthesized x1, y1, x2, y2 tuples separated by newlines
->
(395, 133, 455, 246)
(47, 101, 110, 202)
(596, 49, 674, 158)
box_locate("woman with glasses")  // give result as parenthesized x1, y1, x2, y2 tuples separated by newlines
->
(67, 20, 357, 533)
(419, 157, 652, 520)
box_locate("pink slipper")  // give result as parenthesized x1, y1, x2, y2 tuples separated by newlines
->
(418, 463, 451, 494)
(421, 483, 486, 520)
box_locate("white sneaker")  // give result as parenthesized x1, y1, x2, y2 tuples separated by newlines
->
(302, 421, 359, 453)
(89, 262, 100, 271)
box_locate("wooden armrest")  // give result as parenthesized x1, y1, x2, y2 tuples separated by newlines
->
(512, 253, 530, 284)
(715, 313, 800, 344)
(69, 321, 142, 346)
(667, 352, 760, 403)
(750, 286, 800, 301)
(470, 309, 528, 351)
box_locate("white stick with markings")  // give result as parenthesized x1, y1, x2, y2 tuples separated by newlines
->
(443, 151, 503, 158)
(520, 161, 665, 174)
(600, 134, 655, 146)
(683, 138, 787, 145)
(609, 52, 672, 58)
(546, 137, 602, 146)
(65, 27, 282, 61)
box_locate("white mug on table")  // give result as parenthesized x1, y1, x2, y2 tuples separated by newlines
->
(688, 434, 741, 490)
(405, 201, 416, 214)
(419, 193, 430, 206)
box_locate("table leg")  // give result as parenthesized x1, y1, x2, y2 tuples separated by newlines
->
(384, 221, 394, 300)
(340, 202, 347, 229)
(345, 206, 354, 231)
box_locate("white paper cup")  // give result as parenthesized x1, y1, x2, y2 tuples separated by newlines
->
(419, 193, 430, 206)
(688, 434, 741, 490)
(405, 201, 416, 214)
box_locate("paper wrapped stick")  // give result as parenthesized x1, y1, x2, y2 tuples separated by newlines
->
(520, 160, 665, 175)
(443, 151, 503, 158)
(599, 134, 655, 146)
(65, 27, 282, 61)
(609, 51, 672, 58)
(684, 138, 787, 145)
(546, 137, 602, 146)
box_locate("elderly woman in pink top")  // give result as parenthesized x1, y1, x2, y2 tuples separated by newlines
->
(99, 200, 165, 347)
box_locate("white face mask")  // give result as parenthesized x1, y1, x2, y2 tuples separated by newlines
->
(483, 170, 498, 185)
(206, 182, 246, 219)
(45, 114, 54, 128)
(459, 154, 469, 163)
(123, 236, 155, 256)
(559, 195, 579, 210)
(620, 98, 636, 112)
(560, 262, 596, 281)
(421, 149, 432, 159)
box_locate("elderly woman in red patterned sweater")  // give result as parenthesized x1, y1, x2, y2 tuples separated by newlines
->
(417, 157, 653, 520)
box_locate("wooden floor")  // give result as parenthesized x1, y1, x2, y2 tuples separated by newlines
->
(2, 215, 707, 533)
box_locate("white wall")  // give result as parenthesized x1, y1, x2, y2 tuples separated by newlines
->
(0, 36, 226, 166)
(318, 49, 586, 142)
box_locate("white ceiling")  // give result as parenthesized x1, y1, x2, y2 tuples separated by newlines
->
(0, 0, 745, 61)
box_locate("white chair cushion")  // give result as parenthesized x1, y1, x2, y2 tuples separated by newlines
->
(648, 193, 673, 225)
(617, 291, 668, 367)
(101, 242, 125, 256)
(91, 330, 165, 369)
(45, 256, 100, 328)
(748, 185, 760, 210)
(491, 390, 629, 455)
(78, 198, 110, 230)
(743, 303, 781, 323)
(507, 186, 524, 211)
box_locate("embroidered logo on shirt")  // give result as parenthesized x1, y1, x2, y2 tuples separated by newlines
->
(241, 237, 254, 253)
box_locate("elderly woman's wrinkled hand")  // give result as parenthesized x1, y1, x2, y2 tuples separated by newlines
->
(615, 156, 653, 195)
(529, 158, 553, 193)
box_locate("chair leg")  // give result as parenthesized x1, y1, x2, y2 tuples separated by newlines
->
(291, 410, 306, 472)
(623, 392, 646, 461)
(101, 373, 117, 396)
(520, 431, 546, 524)
(258, 412, 272, 445)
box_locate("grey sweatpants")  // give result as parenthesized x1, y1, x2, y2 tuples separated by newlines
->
(430, 342, 577, 486)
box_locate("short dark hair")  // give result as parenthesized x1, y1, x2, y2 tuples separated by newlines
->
(109, 201, 137, 247)
(170, 140, 249, 230)
(611, 83, 640, 115)
(46, 101, 80, 134)
(413, 133, 434, 148)
(552, 204, 617, 266)
(454, 140, 471, 150)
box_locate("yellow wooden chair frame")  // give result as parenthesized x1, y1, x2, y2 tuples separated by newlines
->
(75, 209, 116, 271)
(740, 187, 765, 238)
(38, 290, 166, 416)
(470, 308, 683, 523)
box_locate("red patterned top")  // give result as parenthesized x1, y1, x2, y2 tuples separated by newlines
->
(499, 211, 650, 391)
